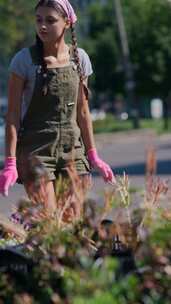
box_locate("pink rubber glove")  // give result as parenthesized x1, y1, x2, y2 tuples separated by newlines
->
(87, 148, 116, 183)
(0, 157, 18, 196)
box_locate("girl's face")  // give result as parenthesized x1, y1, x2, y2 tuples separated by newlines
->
(35, 6, 70, 43)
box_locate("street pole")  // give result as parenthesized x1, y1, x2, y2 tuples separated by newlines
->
(114, 0, 139, 129)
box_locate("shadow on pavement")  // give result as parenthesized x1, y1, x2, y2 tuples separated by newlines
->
(158, 143, 171, 150)
(93, 159, 171, 176)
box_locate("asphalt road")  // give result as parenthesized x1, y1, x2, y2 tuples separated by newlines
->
(0, 129, 171, 216)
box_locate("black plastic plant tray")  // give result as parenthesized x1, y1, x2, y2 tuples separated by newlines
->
(0, 246, 33, 275)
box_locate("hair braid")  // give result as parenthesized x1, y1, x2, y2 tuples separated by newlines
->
(70, 24, 83, 83)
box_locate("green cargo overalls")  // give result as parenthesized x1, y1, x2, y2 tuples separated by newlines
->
(16, 45, 90, 183)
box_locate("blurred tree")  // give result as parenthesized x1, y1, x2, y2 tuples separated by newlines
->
(123, 0, 171, 99)
(0, 0, 34, 94)
(80, 1, 121, 107)
(1, 0, 171, 110)
(81, 0, 171, 107)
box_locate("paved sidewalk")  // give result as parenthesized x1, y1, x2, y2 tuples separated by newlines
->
(0, 129, 171, 216)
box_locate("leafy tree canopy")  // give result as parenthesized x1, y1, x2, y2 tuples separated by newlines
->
(1, 0, 171, 104)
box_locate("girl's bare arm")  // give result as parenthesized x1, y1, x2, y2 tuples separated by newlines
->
(6, 73, 25, 157)
(77, 78, 96, 152)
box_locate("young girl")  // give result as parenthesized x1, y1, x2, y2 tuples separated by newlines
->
(0, 0, 115, 216)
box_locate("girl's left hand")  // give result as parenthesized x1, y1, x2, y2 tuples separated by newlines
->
(87, 149, 116, 184)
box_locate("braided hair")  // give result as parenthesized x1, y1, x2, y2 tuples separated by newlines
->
(70, 24, 84, 83)
(35, 0, 84, 95)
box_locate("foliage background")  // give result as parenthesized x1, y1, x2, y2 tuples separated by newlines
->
(1, 0, 171, 109)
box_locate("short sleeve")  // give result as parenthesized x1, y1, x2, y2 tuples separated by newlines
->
(9, 48, 30, 79)
(78, 48, 93, 77)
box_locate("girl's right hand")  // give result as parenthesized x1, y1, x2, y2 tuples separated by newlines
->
(0, 157, 18, 196)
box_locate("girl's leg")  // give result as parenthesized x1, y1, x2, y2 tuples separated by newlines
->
(55, 174, 92, 223)
(24, 180, 57, 213)
(10, 180, 57, 229)
(44, 181, 57, 212)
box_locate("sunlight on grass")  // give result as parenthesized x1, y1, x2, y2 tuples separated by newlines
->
(93, 115, 171, 134)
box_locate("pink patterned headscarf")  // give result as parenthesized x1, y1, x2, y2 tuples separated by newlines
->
(55, 0, 77, 24)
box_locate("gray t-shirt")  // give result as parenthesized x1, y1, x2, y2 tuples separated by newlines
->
(9, 47, 93, 120)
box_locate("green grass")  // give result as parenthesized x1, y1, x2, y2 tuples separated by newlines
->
(93, 114, 171, 134)
(140, 118, 170, 134)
